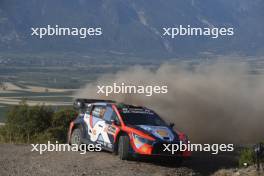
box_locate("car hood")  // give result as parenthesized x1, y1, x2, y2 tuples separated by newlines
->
(137, 125, 175, 142)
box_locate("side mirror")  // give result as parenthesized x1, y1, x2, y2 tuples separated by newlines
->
(111, 119, 120, 126)
(169, 123, 175, 128)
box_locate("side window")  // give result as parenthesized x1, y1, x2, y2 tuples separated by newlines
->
(92, 106, 106, 119)
(111, 111, 119, 122)
(103, 106, 120, 123)
(103, 107, 113, 122)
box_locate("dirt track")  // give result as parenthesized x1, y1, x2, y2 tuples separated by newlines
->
(0, 144, 240, 176)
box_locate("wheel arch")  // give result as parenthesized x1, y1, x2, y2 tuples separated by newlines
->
(114, 130, 129, 153)
(68, 122, 86, 144)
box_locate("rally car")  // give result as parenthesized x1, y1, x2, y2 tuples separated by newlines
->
(68, 99, 191, 161)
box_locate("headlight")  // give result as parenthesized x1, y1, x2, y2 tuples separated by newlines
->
(132, 133, 153, 146)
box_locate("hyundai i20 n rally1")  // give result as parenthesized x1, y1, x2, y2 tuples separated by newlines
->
(68, 99, 191, 161)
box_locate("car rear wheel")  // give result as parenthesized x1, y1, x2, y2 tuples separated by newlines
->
(70, 128, 82, 146)
(118, 135, 131, 160)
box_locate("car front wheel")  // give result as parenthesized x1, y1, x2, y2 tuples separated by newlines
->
(118, 135, 131, 160)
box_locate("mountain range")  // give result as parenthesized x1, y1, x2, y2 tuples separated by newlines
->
(0, 0, 263, 57)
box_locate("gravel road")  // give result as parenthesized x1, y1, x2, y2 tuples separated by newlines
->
(0, 144, 238, 176)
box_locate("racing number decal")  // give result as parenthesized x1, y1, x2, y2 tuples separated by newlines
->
(90, 120, 111, 144)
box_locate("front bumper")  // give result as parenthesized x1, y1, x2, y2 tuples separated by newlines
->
(131, 140, 191, 157)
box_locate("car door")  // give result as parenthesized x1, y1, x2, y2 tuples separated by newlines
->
(102, 105, 121, 150)
(88, 105, 111, 147)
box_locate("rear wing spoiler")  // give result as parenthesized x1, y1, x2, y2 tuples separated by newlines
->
(73, 99, 115, 111)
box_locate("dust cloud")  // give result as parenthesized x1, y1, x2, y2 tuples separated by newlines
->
(75, 60, 264, 144)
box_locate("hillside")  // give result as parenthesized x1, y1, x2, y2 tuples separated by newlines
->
(0, 0, 263, 57)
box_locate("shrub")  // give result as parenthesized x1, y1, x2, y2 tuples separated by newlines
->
(0, 101, 77, 143)
(239, 148, 255, 167)
(239, 142, 264, 167)
(5, 101, 54, 143)
(0, 126, 8, 143)
(50, 108, 77, 142)
(31, 131, 56, 144)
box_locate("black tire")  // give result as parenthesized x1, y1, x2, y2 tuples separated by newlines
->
(70, 128, 82, 146)
(118, 135, 131, 160)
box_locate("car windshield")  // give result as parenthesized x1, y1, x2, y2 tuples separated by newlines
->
(119, 108, 167, 126)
